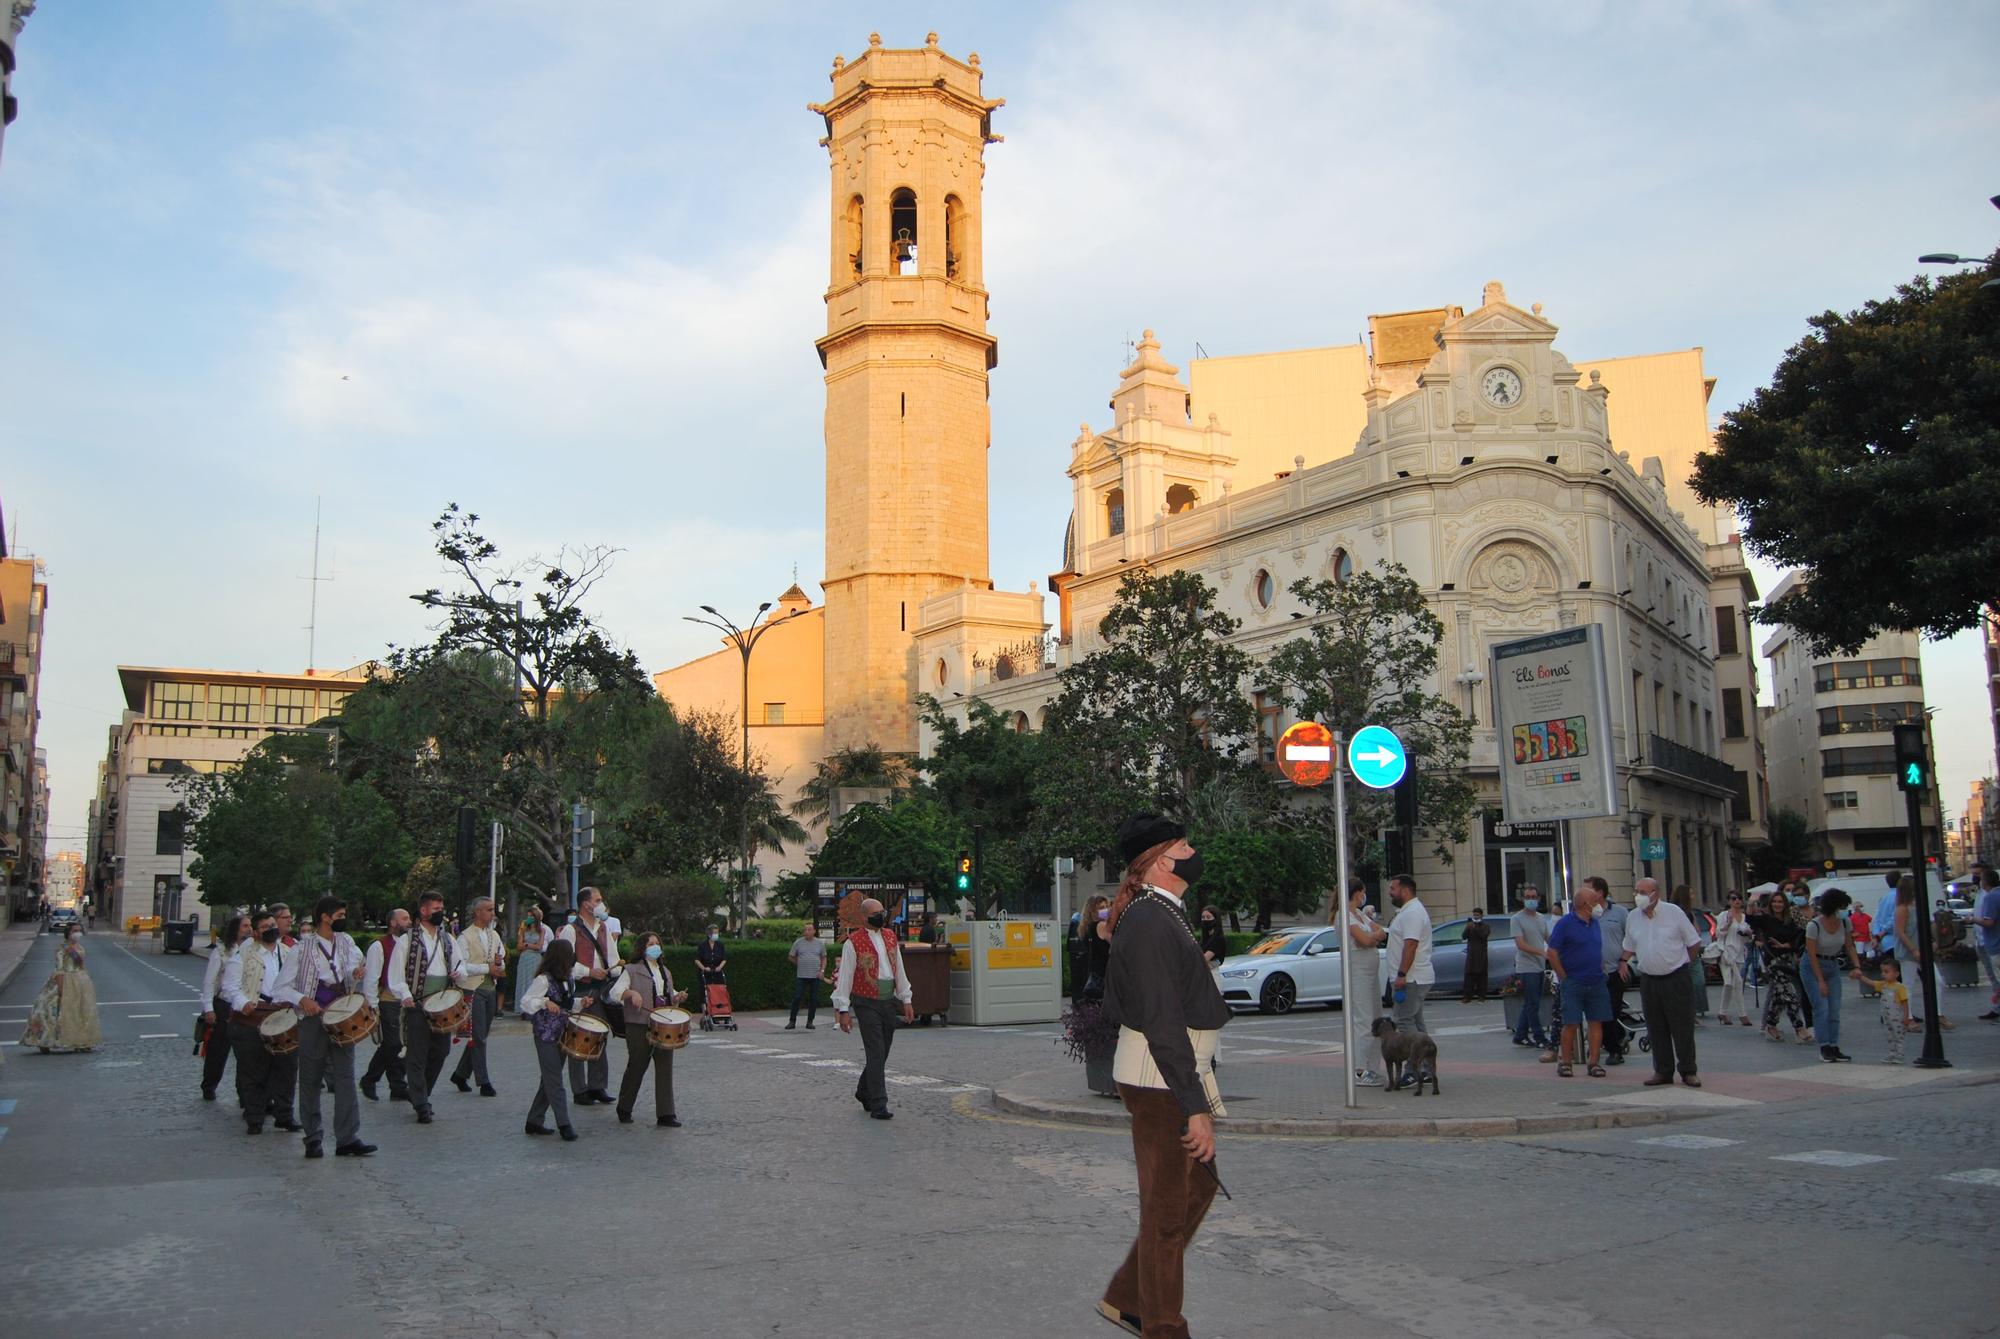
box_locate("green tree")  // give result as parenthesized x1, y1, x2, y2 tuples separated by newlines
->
(1041, 569, 1258, 863)
(1691, 262, 2000, 652)
(790, 744, 913, 824)
(1750, 805, 1819, 885)
(809, 796, 968, 908)
(606, 873, 730, 946)
(915, 696, 1051, 914)
(1263, 563, 1477, 864)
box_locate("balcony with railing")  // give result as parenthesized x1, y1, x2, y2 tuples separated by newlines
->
(0, 641, 22, 684)
(1648, 733, 1738, 793)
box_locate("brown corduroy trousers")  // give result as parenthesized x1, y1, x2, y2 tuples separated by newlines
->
(1103, 1084, 1218, 1339)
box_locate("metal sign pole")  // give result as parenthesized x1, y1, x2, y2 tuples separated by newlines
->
(1335, 729, 1356, 1111)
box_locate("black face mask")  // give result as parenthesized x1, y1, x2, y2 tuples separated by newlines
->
(260, 927, 280, 945)
(427, 910, 445, 927)
(1170, 851, 1204, 887)
(330, 917, 348, 934)
(865, 912, 887, 929)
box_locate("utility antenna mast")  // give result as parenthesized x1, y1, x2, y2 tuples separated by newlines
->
(301, 497, 336, 671)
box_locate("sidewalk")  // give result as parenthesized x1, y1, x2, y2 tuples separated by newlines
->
(0, 925, 43, 993)
(997, 1005, 2000, 1137)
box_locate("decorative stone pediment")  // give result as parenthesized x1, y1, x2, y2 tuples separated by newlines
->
(1468, 540, 1559, 606)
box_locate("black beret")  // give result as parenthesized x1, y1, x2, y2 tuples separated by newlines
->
(1116, 813, 1185, 867)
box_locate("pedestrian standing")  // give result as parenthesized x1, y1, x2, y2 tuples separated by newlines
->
(1095, 813, 1227, 1339)
(514, 903, 553, 1019)
(1509, 887, 1553, 1050)
(1617, 877, 1702, 1087)
(220, 910, 302, 1134)
(289, 896, 375, 1159)
(832, 897, 915, 1120)
(1197, 905, 1228, 973)
(20, 927, 102, 1054)
(450, 896, 506, 1097)
(359, 908, 411, 1103)
(387, 891, 460, 1125)
(694, 923, 728, 1013)
(1592, 877, 1631, 1063)
(1873, 873, 1901, 963)
(1079, 896, 1112, 999)
(1891, 874, 1954, 1031)
(519, 940, 579, 1140)
(1972, 865, 2000, 1021)
(1461, 907, 1492, 1003)
(1802, 889, 1856, 1063)
(1855, 957, 1910, 1063)
(1546, 884, 1610, 1078)
(1384, 873, 1434, 1044)
(1714, 893, 1754, 1026)
(1750, 890, 1811, 1043)
(786, 921, 828, 1029)
(1340, 878, 1389, 1087)
(198, 914, 247, 1101)
(612, 931, 686, 1127)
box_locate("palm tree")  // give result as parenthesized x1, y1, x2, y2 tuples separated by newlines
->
(790, 744, 913, 824)
(746, 780, 810, 863)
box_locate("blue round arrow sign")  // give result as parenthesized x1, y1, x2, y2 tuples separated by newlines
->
(1346, 725, 1408, 790)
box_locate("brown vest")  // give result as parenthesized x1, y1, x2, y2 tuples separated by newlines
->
(621, 961, 674, 1025)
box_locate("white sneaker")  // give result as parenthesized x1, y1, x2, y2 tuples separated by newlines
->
(1355, 1070, 1385, 1088)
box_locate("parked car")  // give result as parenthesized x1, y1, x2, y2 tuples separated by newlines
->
(46, 907, 80, 934)
(1424, 914, 1515, 999)
(1216, 927, 1369, 1014)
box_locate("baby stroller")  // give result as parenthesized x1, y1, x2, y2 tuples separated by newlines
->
(699, 979, 737, 1031)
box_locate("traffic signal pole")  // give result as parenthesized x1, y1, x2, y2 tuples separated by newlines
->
(1894, 722, 1949, 1068)
(1333, 729, 1357, 1111)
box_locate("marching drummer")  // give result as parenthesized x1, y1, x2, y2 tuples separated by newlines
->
(518, 939, 580, 1142)
(387, 890, 460, 1126)
(290, 895, 375, 1160)
(611, 931, 686, 1128)
(559, 886, 621, 1108)
(219, 909, 304, 1137)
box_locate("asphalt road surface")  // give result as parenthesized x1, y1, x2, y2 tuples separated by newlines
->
(0, 929, 209, 1049)
(0, 936, 1992, 1338)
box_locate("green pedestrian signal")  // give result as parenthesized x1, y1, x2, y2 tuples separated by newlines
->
(955, 853, 972, 892)
(1892, 723, 1927, 793)
(1903, 761, 1924, 788)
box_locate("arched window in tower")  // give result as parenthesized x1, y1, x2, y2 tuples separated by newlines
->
(1012, 711, 1031, 734)
(845, 195, 865, 277)
(890, 187, 918, 275)
(943, 195, 965, 279)
(1332, 548, 1354, 583)
(1165, 483, 1198, 515)
(1105, 487, 1125, 538)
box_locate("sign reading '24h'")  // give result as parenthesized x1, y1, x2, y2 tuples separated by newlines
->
(1489, 625, 1620, 823)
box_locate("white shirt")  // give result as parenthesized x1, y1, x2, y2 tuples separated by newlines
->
(221, 942, 304, 1011)
(559, 918, 621, 981)
(1386, 898, 1435, 986)
(387, 925, 456, 1004)
(830, 930, 913, 1011)
(1713, 909, 1754, 965)
(201, 940, 228, 1002)
(294, 930, 366, 1000)
(519, 972, 569, 1017)
(1622, 900, 1701, 976)
(363, 934, 401, 1000)
(456, 923, 507, 983)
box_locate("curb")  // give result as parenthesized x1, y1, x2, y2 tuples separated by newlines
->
(990, 1089, 1703, 1138)
(0, 930, 46, 996)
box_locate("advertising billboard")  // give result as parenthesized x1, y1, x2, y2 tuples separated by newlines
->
(1489, 624, 1619, 822)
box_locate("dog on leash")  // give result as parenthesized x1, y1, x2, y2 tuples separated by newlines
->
(1371, 1016, 1440, 1096)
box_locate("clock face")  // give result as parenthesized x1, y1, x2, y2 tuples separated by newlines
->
(1482, 366, 1524, 407)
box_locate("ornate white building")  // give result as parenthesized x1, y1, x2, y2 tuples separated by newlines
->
(918, 284, 1737, 916)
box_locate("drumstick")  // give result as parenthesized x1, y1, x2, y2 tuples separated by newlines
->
(1180, 1122, 1230, 1199)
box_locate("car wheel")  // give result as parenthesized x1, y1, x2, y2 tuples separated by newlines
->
(1259, 974, 1297, 1015)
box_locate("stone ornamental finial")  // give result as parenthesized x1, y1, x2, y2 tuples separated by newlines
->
(868, 31, 882, 47)
(1590, 369, 1602, 385)
(1294, 455, 1306, 471)
(968, 52, 980, 66)
(926, 31, 939, 47)
(1532, 302, 1543, 316)
(832, 54, 844, 71)
(1482, 280, 1506, 307)
(10, 0, 36, 34)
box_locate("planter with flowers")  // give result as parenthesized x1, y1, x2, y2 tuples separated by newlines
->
(1058, 997, 1121, 1098)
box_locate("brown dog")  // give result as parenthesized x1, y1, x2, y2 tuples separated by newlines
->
(1372, 1016, 1439, 1096)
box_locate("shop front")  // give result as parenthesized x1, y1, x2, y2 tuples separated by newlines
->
(1481, 812, 1562, 913)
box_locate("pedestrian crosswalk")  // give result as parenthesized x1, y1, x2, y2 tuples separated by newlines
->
(690, 1035, 982, 1096)
(1630, 1131, 2000, 1188)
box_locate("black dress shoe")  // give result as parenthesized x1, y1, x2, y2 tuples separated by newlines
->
(388, 1090, 409, 1103)
(274, 1120, 304, 1133)
(559, 1126, 578, 1142)
(869, 1108, 894, 1120)
(616, 1109, 634, 1124)
(785, 1022, 796, 1030)
(590, 1089, 616, 1105)
(658, 1116, 681, 1128)
(335, 1141, 377, 1157)
(416, 1111, 434, 1125)
(201, 1088, 217, 1102)
(245, 1122, 264, 1135)
(304, 1142, 323, 1159)
(359, 1083, 378, 1102)
(525, 1122, 553, 1137)
(805, 1023, 815, 1030)
(452, 1076, 472, 1093)
(479, 1084, 497, 1097)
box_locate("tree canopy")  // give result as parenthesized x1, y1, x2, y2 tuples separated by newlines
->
(1691, 262, 2000, 652)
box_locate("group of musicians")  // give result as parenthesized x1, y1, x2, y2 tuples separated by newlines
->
(195, 885, 691, 1156)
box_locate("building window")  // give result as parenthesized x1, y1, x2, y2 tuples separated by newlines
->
(1332, 549, 1354, 583)
(320, 691, 351, 718)
(155, 808, 184, 857)
(1105, 488, 1125, 538)
(889, 186, 918, 274)
(763, 703, 786, 725)
(1254, 570, 1275, 608)
(150, 681, 202, 721)
(943, 194, 965, 280)
(1851, 830, 1909, 852)
(1722, 688, 1746, 740)
(1817, 702, 1923, 736)
(1730, 770, 1753, 822)
(1822, 745, 1899, 778)
(1012, 711, 1030, 733)
(1815, 657, 1922, 691)
(268, 687, 313, 726)
(209, 683, 257, 724)
(1715, 606, 1738, 655)
(1252, 691, 1279, 765)
(935, 658, 948, 688)
(1165, 483, 1199, 515)
(1826, 790, 1860, 809)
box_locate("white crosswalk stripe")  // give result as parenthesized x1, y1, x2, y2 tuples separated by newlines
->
(1771, 1150, 1893, 1167)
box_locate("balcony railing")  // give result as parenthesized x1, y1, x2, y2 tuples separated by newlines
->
(1648, 734, 1738, 791)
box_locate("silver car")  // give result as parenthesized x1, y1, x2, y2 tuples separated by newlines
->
(1216, 927, 1380, 1014)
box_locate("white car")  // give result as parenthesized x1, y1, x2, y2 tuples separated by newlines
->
(1216, 927, 1379, 1014)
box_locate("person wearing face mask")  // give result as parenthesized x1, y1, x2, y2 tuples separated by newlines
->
(1615, 877, 1703, 1087)
(387, 891, 460, 1124)
(1095, 813, 1228, 1339)
(831, 898, 915, 1119)
(1339, 877, 1390, 1087)
(1509, 887, 1553, 1049)
(360, 908, 412, 1102)
(1462, 906, 1492, 1003)
(220, 910, 304, 1133)
(289, 895, 375, 1157)
(515, 901, 554, 1020)
(558, 887, 621, 1106)
(611, 932, 688, 1127)
(1545, 884, 1611, 1078)
(694, 922, 728, 1014)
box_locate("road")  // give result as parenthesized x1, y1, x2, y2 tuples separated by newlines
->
(0, 935, 1993, 1337)
(0, 929, 210, 1049)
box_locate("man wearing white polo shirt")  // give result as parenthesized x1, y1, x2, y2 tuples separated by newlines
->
(1618, 877, 1703, 1088)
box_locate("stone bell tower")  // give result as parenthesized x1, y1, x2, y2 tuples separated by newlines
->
(810, 32, 1002, 752)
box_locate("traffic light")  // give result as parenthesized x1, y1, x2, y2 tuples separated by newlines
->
(954, 853, 972, 893)
(455, 806, 479, 871)
(572, 804, 596, 866)
(1892, 723, 1927, 793)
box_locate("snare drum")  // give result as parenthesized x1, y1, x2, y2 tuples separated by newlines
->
(646, 1007, 692, 1051)
(321, 993, 377, 1048)
(258, 1007, 302, 1055)
(559, 1012, 611, 1062)
(423, 987, 470, 1035)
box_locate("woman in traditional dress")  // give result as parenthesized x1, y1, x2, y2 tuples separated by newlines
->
(514, 901, 554, 1018)
(21, 927, 103, 1053)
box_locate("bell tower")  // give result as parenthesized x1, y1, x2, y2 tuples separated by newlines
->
(811, 32, 1002, 752)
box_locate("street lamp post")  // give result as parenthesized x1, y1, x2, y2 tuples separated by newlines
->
(684, 601, 805, 929)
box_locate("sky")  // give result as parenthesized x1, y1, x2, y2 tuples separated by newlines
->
(4, 1, 1999, 858)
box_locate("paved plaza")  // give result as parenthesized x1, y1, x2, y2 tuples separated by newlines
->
(2, 928, 1995, 1338)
